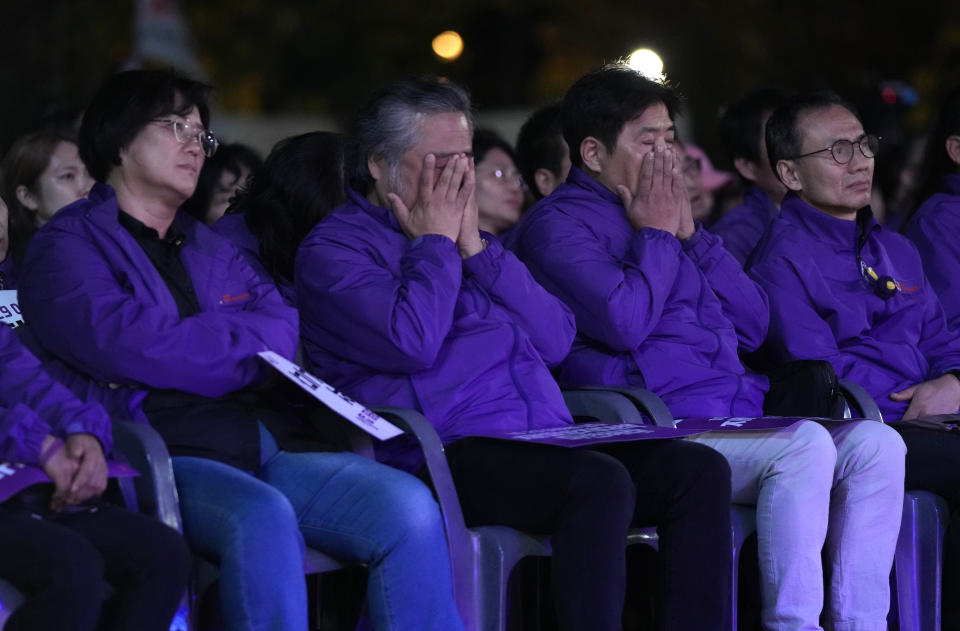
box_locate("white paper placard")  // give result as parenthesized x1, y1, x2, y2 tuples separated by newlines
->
(257, 350, 403, 441)
(0, 290, 22, 329)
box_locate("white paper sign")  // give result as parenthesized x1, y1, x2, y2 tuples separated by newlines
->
(0, 290, 22, 329)
(257, 350, 404, 441)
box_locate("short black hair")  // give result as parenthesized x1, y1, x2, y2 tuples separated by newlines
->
(718, 88, 790, 165)
(230, 132, 347, 284)
(562, 64, 682, 170)
(516, 101, 566, 198)
(765, 90, 862, 175)
(79, 69, 212, 182)
(472, 128, 517, 166)
(182, 143, 262, 222)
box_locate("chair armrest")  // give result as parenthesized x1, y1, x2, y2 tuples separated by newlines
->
(839, 380, 884, 421)
(561, 389, 647, 424)
(369, 406, 478, 629)
(112, 420, 184, 532)
(565, 386, 676, 427)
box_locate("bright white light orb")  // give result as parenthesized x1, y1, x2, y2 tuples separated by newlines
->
(627, 48, 664, 82)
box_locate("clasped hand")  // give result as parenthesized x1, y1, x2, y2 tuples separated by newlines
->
(615, 144, 695, 239)
(41, 433, 108, 511)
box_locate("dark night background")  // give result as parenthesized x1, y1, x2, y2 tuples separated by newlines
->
(2, 0, 960, 175)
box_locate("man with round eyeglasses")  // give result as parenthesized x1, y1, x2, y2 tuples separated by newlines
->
(151, 118, 220, 157)
(751, 91, 960, 628)
(751, 90, 960, 423)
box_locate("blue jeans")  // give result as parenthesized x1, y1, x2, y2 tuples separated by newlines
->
(173, 428, 464, 631)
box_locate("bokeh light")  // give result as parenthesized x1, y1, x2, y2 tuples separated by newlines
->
(432, 31, 464, 62)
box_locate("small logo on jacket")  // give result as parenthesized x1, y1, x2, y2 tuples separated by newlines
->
(220, 292, 251, 304)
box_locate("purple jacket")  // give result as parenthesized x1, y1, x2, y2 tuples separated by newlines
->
(510, 167, 770, 418)
(296, 189, 576, 470)
(709, 185, 780, 266)
(0, 257, 16, 290)
(17, 183, 298, 418)
(902, 174, 960, 330)
(212, 213, 296, 305)
(749, 194, 960, 419)
(1, 323, 112, 465)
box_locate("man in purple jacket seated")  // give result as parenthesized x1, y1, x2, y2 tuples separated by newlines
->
(902, 85, 960, 330)
(750, 90, 960, 628)
(510, 66, 905, 631)
(18, 69, 465, 631)
(0, 323, 189, 631)
(709, 88, 789, 266)
(298, 76, 736, 631)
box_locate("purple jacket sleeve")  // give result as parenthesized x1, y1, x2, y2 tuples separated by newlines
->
(682, 227, 770, 352)
(20, 222, 297, 398)
(463, 236, 575, 365)
(0, 325, 113, 462)
(904, 207, 960, 331)
(915, 274, 960, 378)
(298, 232, 463, 373)
(520, 209, 682, 353)
(0, 404, 50, 466)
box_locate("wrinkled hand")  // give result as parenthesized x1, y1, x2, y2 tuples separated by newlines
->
(388, 153, 471, 243)
(890, 374, 960, 420)
(63, 433, 108, 506)
(616, 144, 688, 236)
(41, 435, 79, 512)
(455, 158, 485, 258)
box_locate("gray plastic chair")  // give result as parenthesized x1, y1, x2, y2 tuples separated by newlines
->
(373, 387, 660, 631)
(841, 382, 955, 631)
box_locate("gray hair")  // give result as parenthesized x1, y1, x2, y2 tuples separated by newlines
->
(349, 77, 475, 194)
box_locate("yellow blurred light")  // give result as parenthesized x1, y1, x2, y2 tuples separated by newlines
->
(627, 48, 665, 82)
(432, 31, 464, 61)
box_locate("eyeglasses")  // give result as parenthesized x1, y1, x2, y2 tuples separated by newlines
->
(481, 167, 526, 189)
(790, 134, 880, 165)
(153, 119, 219, 157)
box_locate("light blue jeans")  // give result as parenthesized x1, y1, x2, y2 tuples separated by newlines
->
(689, 420, 905, 631)
(172, 426, 464, 631)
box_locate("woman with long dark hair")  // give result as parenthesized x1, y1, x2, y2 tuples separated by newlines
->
(213, 132, 346, 305)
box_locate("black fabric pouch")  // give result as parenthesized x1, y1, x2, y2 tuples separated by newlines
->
(763, 359, 847, 418)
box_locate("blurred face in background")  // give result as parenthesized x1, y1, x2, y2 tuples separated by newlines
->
(681, 148, 713, 221)
(205, 166, 250, 225)
(476, 147, 525, 235)
(18, 140, 93, 225)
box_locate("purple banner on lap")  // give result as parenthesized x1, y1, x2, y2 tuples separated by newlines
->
(0, 461, 139, 503)
(675, 416, 851, 432)
(474, 423, 708, 447)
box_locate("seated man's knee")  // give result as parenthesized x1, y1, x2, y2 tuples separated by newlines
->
(835, 421, 906, 474)
(777, 421, 838, 475)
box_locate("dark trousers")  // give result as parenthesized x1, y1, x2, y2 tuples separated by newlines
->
(897, 427, 960, 630)
(445, 437, 733, 631)
(0, 502, 190, 631)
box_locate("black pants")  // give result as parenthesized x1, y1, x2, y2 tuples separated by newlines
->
(897, 427, 960, 630)
(445, 437, 733, 631)
(0, 502, 190, 631)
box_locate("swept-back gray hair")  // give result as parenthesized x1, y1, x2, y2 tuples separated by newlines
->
(349, 77, 475, 194)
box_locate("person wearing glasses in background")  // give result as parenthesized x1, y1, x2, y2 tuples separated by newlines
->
(472, 128, 527, 237)
(18, 69, 465, 631)
(749, 91, 960, 627)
